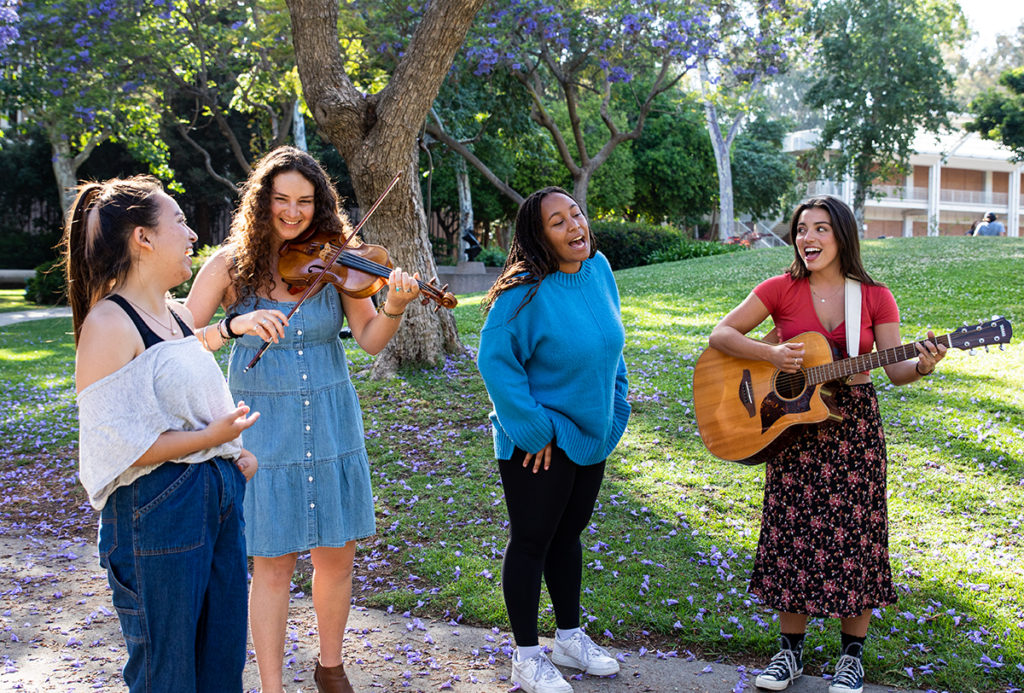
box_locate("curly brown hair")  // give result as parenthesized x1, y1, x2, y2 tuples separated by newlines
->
(225, 146, 353, 307)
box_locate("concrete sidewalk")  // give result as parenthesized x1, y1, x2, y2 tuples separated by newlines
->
(0, 305, 71, 327)
(0, 535, 915, 693)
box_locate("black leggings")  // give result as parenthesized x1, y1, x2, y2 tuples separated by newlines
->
(499, 446, 605, 646)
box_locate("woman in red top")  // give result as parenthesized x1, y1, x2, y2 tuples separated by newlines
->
(709, 196, 945, 693)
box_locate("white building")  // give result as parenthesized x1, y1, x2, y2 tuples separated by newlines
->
(784, 127, 1023, 238)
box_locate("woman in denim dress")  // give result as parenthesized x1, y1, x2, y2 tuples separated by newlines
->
(187, 147, 421, 693)
(65, 176, 259, 693)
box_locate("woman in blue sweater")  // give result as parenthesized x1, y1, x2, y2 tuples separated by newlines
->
(477, 187, 630, 693)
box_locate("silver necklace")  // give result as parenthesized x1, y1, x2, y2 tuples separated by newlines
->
(810, 283, 843, 304)
(121, 295, 178, 334)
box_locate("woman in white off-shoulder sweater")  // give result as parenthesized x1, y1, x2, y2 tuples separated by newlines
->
(62, 175, 259, 693)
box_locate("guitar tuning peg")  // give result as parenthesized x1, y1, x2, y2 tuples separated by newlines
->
(969, 348, 976, 356)
(999, 344, 1006, 351)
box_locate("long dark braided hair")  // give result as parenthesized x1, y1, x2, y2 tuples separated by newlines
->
(483, 186, 596, 316)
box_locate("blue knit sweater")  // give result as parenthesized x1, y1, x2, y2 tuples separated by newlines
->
(477, 252, 630, 465)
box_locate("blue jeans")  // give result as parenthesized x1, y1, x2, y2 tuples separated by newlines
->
(98, 457, 248, 693)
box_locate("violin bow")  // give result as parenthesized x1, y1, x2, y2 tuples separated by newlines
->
(243, 170, 404, 372)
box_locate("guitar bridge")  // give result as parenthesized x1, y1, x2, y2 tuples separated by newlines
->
(739, 369, 755, 417)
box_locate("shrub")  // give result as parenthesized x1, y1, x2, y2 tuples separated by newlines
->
(647, 238, 745, 264)
(475, 245, 508, 267)
(25, 259, 66, 305)
(0, 229, 62, 270)
(590, 220, 688, 270)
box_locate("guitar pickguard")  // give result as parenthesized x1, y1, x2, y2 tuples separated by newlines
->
(760, 385, 816, 433)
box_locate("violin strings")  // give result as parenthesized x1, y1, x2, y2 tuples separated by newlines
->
(338, 251, 438, 294)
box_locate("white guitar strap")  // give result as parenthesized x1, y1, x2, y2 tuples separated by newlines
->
(845, 278, 862, 358)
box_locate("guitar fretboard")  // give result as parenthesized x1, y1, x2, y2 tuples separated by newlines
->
(806, 334, 953, 384)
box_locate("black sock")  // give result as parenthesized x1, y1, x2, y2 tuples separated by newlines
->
(840, 632, 865, 659)
(781, 632, 805, 665)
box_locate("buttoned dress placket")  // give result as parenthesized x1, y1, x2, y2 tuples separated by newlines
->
(292, 305, 318, 548)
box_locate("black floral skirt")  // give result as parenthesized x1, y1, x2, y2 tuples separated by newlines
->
(748, 383, 898, 618)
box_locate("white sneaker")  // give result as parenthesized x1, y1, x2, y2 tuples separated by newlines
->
(511, 651, 573, 693)
(550, 630, 620, 676)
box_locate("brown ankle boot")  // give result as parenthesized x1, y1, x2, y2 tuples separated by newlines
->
(314, 658, 355, 693)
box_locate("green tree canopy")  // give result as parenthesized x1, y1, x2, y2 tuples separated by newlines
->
(804, 0, 965, 232)
(967, 67, 1024, 160)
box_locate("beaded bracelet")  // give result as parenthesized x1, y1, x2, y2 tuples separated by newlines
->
(379, 305, 404, 320)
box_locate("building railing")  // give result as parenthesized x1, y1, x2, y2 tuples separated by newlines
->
(805, 181, 1009, 207)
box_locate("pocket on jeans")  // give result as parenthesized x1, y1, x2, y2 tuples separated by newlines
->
(106, 575, 145, 646)
(97, 513, 117, 562)
(135, 463, 207, 555)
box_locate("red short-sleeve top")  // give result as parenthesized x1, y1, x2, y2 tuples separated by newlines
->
(753, 274, 900, 359)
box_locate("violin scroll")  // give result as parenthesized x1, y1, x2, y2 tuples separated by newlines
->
(419, 276, 458, 310)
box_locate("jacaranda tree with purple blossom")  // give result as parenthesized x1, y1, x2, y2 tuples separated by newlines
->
(436, 0, 716, 216)
(0, 0, 174, 212)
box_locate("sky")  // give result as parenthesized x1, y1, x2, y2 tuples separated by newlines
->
(960, 0, 1024, 61)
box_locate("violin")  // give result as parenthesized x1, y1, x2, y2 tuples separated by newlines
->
(245, 171, 452, 372)
(278, 230, 458, 309)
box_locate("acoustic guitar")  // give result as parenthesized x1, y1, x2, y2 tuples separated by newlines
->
(693, 318, 1012, 464)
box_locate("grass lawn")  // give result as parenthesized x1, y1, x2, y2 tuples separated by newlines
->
(1, 236, 1021, 692)
(0, 288, 35, 313)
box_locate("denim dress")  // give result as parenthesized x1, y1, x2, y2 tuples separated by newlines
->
(228, 286, 376, 557)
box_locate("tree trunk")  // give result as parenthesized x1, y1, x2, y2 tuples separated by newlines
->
(287, 0, 486, 377)
(51, 144, 79, 216)
(50, 129, 107, 214)
(454, 157, 473, 261)
(703, 98, 741, 241)
(293, 100, 308, 151)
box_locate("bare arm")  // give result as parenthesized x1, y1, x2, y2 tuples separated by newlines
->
(708, 292, 806, 373)
(185, 250, 288, 349)
(132, 403, 259, 467)
(344, 267, 422, 355)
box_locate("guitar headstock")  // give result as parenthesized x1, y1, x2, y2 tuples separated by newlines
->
(948, 317, 1013, 352)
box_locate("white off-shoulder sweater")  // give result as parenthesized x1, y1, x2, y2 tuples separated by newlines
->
(76, 337, 243, 510)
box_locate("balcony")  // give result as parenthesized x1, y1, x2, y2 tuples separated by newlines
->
(805, 182, 1009, 207)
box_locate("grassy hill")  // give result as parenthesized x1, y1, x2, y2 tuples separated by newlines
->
(1, 236, 1021, 691)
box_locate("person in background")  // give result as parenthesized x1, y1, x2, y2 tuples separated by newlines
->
(973, 211, 1006, 236)
(708, 196, 945, 693)
(477, 186, 630, 693)
(186, 146, 421, 693)
(64, 176, 258, 693)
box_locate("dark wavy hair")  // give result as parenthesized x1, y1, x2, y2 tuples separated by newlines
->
(224, 146, 353, 307)
(60, 176, 165, 345)
(786, 195, 879, 286)
(483, 186, 596, 314)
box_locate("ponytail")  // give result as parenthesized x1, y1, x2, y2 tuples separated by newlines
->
(59, 176, 164, 345)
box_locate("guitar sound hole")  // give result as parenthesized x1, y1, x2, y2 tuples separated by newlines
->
(774, 371, 807, 400)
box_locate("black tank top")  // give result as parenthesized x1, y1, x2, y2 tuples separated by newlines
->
(108, 294, 193, 349)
